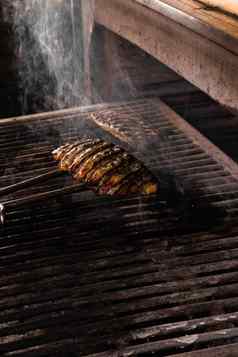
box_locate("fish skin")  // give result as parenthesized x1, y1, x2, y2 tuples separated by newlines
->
(53, 139, 158, 196)
(98, 161, 142, 195)
(60, 140, 101, 171)
(92, 152, 130, 186)
(55, 140, 88, 162)
(70, 141, 110, 175)
(52, 143, 71, 161)
(78, 145, 121, 179)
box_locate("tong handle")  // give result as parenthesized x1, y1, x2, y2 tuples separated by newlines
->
(0, 183, 88, 225)
(0, 169, 64, 198)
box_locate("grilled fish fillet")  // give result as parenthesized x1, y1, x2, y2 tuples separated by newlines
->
(52, 139, 158, 196)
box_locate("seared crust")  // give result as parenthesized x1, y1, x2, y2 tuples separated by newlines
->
(69, 141, 109, 174)
(77, 145, 121, 179)
(53, 139, 91, 161)
(97, 160, 142, 195)
(88, 152, 129, 185)
(60, 140, 101, 171)
(53, 139, 158, 196)
(52, 143, 71, 161)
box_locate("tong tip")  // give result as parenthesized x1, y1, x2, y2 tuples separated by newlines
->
(0, 204, 5, 225)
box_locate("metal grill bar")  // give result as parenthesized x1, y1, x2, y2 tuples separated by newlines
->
(0, 98, 238, 356)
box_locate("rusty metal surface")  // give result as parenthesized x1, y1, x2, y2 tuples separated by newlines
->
(0, 98, 238, 356)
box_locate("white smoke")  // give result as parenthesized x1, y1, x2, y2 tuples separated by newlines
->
(4, 0, 87, 114)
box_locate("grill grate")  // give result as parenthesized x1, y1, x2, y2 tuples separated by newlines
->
(0, 98, 238, 356)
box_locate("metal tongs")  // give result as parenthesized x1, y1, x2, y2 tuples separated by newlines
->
(0, 169, 88, 225)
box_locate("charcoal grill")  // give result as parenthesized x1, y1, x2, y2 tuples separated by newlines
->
(1, 0, 238, 355)
(0, 96, 238, 357)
